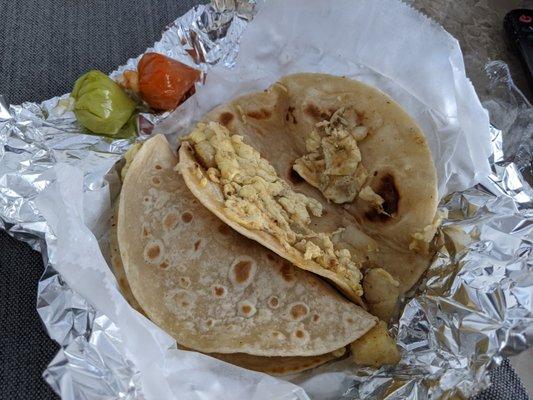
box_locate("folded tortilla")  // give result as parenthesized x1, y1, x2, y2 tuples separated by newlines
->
(117, 134, 376, 360)
(110, 211, 345, 375)
(178, 73, 438, 315)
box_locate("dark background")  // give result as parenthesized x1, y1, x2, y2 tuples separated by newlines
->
(0, 1, 530, 399)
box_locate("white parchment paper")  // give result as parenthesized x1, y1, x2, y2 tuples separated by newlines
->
(193, 0, 492, 196)
(36, 164, 309, 400)
(32, 0, 494, 399)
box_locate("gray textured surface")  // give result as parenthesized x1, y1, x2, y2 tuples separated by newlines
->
(0, 0, 201, 104)
(412, 0, 533, 101)
(0, 1, 530, 399)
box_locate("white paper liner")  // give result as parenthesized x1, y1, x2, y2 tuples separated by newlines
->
(0, 1, 531, 399)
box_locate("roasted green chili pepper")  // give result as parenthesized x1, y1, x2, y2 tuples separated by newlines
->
(71, 70, 135, 136)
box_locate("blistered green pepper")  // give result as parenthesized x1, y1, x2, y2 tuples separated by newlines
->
(71, 70, 136, 136)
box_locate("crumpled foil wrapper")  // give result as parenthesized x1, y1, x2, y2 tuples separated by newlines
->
(0, 1, 532, 399)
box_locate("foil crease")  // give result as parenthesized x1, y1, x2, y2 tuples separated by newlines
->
(43, 287, 143, 400)
(0, 1, 532, 400)
(37, 263, 96, 347)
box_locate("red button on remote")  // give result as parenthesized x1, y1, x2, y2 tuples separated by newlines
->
(519, 14, 532, 23)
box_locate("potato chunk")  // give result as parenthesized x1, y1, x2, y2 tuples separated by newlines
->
(351, 321, 400, 367)
(363, 268, 400, 321)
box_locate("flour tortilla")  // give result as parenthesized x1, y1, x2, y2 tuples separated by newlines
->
(179, 141, 364, 305)
(117, 134, 376, 357)
(178, 74, 438, 298)
(110, 213, 344, 375)
(212, 350, 344, 375)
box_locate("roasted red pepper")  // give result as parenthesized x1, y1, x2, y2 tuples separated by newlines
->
(138, 53, 200, 111)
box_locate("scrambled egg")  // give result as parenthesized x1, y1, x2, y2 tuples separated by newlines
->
(184, 121, 363, 294)
(363, 268, 400, 321)
(409, 208, 449, 252)
(351, 321, 400, 367)
(358, 186, 385, 212)
(293, 108, 382, 206)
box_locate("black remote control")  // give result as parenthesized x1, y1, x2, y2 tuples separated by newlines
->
(504, 9, 533, 95)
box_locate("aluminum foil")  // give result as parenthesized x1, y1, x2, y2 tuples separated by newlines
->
(0, 1, 532, 399)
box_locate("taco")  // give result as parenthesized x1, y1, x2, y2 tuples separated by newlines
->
(178, 73, 439, 318)
(116, 134, 376, 366)
(110, 209, 346, 375)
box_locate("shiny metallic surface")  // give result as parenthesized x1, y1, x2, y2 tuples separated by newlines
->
(0, 2, 256, 399)
(43, 314, 144, 400)
(343, 61, 533, 400)
(37, 264, 96, 347)
(0, 1, 531, 399)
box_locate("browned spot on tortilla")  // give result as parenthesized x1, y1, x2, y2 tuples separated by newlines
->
(285, 106, 297, 124)
(272, 331, 283, 339)
(152, 177, 161, 185)
(295, 330, 305, 339)
(181, 212, 193, 223)
(280, 261, 295, 282)
(142, 226, 149, 237)
(356, 111, 365, 122)
(219, 112, 234, 127)
(239, 301, 256, 317)
(146, 245, 160, 260)
(206, 319, 213, 327)
(155, 164, 162, 170)
(217, 224, 231, 235)
(313, 314, 320, 322)
(194, 239, 201, 251)
(246, 108, 271, 120)
(288, 167, 304, 184)
(159, 260, 169, 269)
(304, 103, 334, 120)
(347, 317, 354, 324)
(143, 196, 150, 203)
(365, 174, 400, 222)
(234, 261, 252, 283)
(179, 276, 191, 288)
(268, 296, 279, 308)
(304, 103, 321, 119)
(415, 135, 425, 145)
(307, 278, 318, 287)
(213, 286, 225, 297)
(181, 301, 189, 307)
(290, 303, 309, 320)
(163, 213, 178, 231)
(287, 106, 294, 116)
